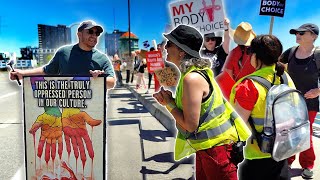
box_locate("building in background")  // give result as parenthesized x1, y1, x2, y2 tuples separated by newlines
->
(20, 46, 38, 60)
(118, 32, 139, 58)
(38, 24, 71, 64)
(105, 30, 125, 56)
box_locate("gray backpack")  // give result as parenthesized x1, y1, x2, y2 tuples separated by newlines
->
(247, 73, 310, 161)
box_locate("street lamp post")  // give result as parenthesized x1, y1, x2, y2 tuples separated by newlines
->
(128, 0, 131, 57)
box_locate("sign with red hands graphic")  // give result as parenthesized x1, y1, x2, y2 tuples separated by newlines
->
(24, 76, 106, 180)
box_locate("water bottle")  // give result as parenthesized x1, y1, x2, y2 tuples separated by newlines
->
(260, 134, 272, 153)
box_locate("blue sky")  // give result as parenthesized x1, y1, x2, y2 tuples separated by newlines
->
(1, 0, 320, 57)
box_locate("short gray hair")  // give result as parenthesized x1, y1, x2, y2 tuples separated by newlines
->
(180, 56, 211, 73)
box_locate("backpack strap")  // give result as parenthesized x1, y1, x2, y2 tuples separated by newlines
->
(313, 46, 320, 76)
(248, 116, 262, 144)
(246, 76, 272, 90)
(288, 46, 298, 64)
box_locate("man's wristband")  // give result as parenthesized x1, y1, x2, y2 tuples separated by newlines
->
(225, 29, 229, 31)
(165, 102, 176, 112)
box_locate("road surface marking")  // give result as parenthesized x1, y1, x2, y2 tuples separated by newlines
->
(0, 91, 18, 100)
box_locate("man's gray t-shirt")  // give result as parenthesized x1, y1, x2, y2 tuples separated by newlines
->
(43, 44, 115, 77)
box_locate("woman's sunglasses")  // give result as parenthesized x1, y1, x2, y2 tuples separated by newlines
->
(166, 41, 174, 48)
(205, 37, 216, 42)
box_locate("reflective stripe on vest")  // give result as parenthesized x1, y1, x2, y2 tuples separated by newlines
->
(188, 118, 233, 140)
(188, 99, 232, 140)
(252, 117, 264, 126)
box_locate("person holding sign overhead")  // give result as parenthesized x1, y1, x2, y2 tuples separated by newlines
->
(153, 24, 250, 180)
(201, 18, 231, 76)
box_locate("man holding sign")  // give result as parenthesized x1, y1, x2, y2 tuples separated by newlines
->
(9, 20, 115, 89)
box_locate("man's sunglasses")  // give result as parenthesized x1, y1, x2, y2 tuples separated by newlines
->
(87, 29, 101, 36)
(205, 37, 216, 42)
(295, 31, 306, 36)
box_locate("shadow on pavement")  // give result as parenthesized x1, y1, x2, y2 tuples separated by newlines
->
(290, 168, 303, 179)
(109, 93, 135, 99)
(117, 101, 149, 114)
(108, 119, 140, 126)
(140, 152, 194, 177)
(140, 129, 174, 142)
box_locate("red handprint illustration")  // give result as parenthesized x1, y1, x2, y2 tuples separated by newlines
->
(29, 107, 63, 166)
(62, 108, 102, 172)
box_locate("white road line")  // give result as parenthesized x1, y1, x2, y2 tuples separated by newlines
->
(11, 166, 25, 180)
(0, 91, 18, 100)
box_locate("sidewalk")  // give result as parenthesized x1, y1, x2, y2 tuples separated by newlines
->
(122, 75, 320, 180)
(107, 84, 193, 179)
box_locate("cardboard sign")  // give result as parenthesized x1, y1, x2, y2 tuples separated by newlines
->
(146, 51, 165, 73)
(169, 0, 225, 34)
(23, 76, 106, 180)
(259, 0, 286, 17)
(154, 64, 180, 87)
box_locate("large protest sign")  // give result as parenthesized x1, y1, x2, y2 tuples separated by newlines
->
(146, 51, 164, 73)
(169, 0, 225, 34)
(23, 76, 106, 180)
(259, 0, 286, 17)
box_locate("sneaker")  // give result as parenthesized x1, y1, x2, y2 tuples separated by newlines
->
(145, 89, 149, 94)
(301, 168, 313, 179)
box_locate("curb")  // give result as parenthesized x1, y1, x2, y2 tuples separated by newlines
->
(124, 84, 177, 135)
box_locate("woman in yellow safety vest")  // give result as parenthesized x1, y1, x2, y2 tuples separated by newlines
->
(153, 24, 251, 180)
(230, 35, 294, 180)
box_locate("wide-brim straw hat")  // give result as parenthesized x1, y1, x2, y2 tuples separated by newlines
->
(230, 22, 256, 46)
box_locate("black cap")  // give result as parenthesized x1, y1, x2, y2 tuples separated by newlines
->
(163, 25, 203, 58)
(78, 20, 103, 33)
(290, 23, 319, 35)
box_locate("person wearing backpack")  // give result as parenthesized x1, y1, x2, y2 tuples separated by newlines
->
(153, 25, 251, 180)
(279, 23, 319, 179)
(230, 35, 294, 180)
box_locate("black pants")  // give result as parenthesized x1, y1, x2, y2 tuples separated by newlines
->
(238, 158, 289, 180)
(126, 70, 130, 83)
(148, 73, 152, 89)
(130, 71, 134, 83)
(115, 71, 123, 86)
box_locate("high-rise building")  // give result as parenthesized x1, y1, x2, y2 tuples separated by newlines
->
(105, 30, 125, 56)
(38, 24, 71, 64)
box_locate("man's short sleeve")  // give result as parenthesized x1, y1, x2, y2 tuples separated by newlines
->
(102, 55, 115, 77)
(43, 50, 61, 74)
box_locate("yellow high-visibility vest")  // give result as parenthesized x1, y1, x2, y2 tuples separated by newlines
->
(174, 66, 251, 160)
(230, 65, 295, 159)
